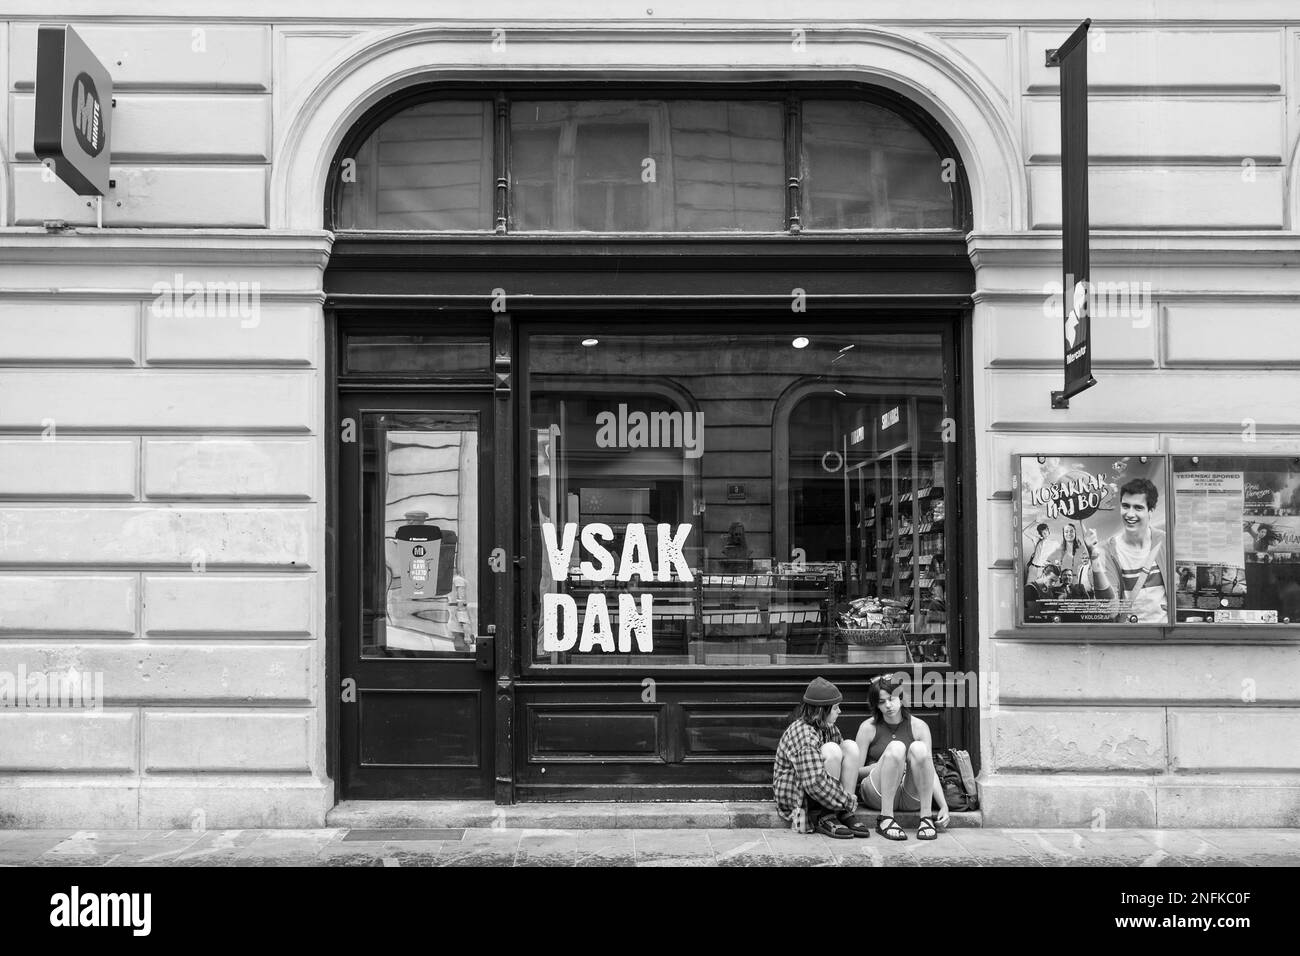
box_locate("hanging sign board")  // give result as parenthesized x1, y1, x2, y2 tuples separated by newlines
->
(1047, 19, 1095, 409)
(34, 25, 112, 196)
(1013, 454, 1171, 626)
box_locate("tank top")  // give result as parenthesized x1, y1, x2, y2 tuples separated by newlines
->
(866, 716, 915, 762)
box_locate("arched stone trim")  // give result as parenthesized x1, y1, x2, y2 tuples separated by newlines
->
(274, 23, 1025, 232)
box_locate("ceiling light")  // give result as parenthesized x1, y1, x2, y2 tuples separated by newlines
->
(792, 336, 810, 349)
(581, 338, 599, 347)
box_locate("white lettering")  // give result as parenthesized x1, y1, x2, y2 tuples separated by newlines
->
(579, 523, 616, 581)
(617, 593, 654, 652)
(578, 591, 615, 652)
(655, 522, 693, 581)
(541, 522, 578, 581)
(542, 592, 578, 652)
(618, 523, 656, 582)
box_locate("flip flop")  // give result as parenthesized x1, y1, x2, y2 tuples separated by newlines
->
(813, 813, 855, 839)
(917, 816, 938, 841)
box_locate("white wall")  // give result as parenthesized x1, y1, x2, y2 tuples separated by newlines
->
(1, 5, 1297, 826)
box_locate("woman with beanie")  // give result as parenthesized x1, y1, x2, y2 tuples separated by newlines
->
(772, 677, 871, 838)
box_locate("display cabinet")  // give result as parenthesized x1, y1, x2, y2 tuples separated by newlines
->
(844, 396, 949, 664)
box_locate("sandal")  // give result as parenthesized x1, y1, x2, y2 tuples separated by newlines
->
(875, 814, 908, 841)
(813, 812, 855, 840)
(917, 816, 938, 841)
(836, 811, 872, 838)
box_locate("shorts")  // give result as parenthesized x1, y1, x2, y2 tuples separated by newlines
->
(858, 761, 922, 812)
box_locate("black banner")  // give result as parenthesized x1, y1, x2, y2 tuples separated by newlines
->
(1051, 19, 1095, 408)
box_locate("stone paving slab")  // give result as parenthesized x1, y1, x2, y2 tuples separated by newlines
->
(2, 827, 1299, 867)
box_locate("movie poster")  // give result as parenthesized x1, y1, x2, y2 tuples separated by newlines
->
(1014, 455, 1170, 625)
(1172, 456, 1300, 624)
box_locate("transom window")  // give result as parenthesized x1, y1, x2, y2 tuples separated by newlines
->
(330, 90, 966, 233)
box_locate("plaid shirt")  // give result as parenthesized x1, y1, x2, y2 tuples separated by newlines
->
(772, 719, 856, 818)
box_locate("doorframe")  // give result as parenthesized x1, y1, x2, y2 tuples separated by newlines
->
(327, 312, 509, 802)
(325, 240, 982, 805)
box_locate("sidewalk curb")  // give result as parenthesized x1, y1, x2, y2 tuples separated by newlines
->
(326, 801, 983, 830)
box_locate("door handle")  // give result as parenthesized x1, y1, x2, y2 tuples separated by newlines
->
(475, 635, 495, 671)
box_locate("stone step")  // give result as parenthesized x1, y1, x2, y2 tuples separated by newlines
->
(328, 800, 982, 830)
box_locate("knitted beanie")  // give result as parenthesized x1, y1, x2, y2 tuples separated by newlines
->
(802, 676, 843, 706)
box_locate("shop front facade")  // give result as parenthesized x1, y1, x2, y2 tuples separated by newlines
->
(1, 3, 1299, 828)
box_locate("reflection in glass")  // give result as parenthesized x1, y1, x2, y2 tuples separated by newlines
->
(363, 416, 479, 657)
(801, 100, 956, 229)
(526, 332, 952, 667)
(336, 101, 494, 230)
(510, 100, 785, 232)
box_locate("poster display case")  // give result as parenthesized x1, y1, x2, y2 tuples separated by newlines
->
(1014, 454, 1170, 626)
(1172, 455, 1300, 625)
(1013, 453, 1300, 629)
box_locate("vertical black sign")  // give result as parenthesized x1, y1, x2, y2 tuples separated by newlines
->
(1049, 20, 1094, 409)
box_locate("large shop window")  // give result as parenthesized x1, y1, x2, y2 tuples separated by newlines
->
(332, 94, 962, 232)
(526, 329, 953, 667)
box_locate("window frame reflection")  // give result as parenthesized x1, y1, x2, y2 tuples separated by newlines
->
(362, 411, 482, 660)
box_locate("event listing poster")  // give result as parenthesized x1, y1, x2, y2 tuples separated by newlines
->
(1014, 455, 1170, 625)
(1173, 456, 1300, 624)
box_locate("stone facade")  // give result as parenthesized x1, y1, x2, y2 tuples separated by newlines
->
(0, 1, 1298, 826)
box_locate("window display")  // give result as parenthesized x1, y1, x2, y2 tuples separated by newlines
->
(1172, 456, 1300, 625)
(526, 328, 955, 666)
(362, 413, 480, 657)
(1014, 455, 1170, 625)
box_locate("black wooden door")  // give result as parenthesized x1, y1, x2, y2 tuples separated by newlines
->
(339, 393, 495, 798)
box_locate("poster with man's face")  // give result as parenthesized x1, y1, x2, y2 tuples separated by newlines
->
(1013, 455, 1170, 625)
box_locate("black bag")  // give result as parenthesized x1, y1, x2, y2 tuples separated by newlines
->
(932, 749, 979, 811)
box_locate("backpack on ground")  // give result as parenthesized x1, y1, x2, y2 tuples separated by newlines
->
(932, 748, 979, 811)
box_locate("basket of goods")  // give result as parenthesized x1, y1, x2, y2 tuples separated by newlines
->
(835, 597, 909, 645)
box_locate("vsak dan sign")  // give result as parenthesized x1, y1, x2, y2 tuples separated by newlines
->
(541, 521, 693, 653)
(34, 24, 112, 196)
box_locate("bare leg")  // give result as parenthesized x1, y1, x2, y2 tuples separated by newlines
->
(906, 740, 933, 812)
(874, 740, 907, 818)
(820, 741, 843, 789)
(838, 740, 862, 796)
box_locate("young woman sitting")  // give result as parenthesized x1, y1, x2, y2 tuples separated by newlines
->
(854, 674, 950, 841)
(772, 677, 871, 838)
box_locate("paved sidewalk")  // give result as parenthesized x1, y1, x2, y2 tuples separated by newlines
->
(2, 826, 1298, 866)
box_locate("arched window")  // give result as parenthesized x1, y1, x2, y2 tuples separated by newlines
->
(329, 89, 968, 233)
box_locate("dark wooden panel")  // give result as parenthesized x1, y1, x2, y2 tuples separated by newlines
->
(326, 236, 977, 302)
(359, 689, 481, 767)
(528, 706, 664, 760)
(683, 708, 789, 756)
